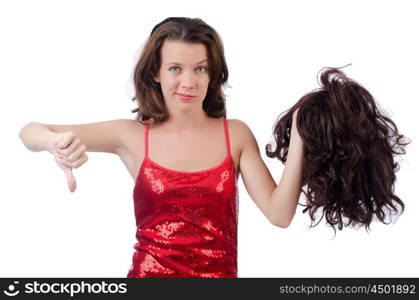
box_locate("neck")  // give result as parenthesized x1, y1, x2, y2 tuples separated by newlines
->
(164, 109, 209, 132)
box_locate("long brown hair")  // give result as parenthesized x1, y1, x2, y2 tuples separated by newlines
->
(131, 17, 229, 124)
(266, 67, 410, 232)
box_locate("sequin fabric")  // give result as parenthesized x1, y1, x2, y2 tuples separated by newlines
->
(127, 119, 238, 278)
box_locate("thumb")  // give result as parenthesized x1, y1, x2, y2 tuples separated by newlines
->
(63, 167, 77, 193)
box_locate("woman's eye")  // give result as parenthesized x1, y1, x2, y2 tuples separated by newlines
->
(196, 66, 208, 73)
(169, 66, 180, 72)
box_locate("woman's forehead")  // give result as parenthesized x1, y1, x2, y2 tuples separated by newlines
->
(160, 40, 207, 64)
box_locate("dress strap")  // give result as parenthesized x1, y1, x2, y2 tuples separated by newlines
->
(223, 119, 232, 157)
(144, 119, 149, 159)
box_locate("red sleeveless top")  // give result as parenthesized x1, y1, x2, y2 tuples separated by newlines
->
(127, 119, 238, 278)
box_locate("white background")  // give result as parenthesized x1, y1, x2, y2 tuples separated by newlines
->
(1, 0, 418, 277)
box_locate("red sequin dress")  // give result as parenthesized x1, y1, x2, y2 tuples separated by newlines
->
(127, 119, 238, 278)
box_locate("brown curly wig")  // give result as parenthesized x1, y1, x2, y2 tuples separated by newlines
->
(266, 67, 410, 232)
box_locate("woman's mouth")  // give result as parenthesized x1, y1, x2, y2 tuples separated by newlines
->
(176, 93, 195, 101)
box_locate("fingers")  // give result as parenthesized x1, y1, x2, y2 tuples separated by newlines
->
(58, 143, 86, 163)
(54, 133, 87, 167)
(50, 132, 86, 193)
(57, 132, 76, 149)
(59, 153, 89, 169)
(54, 156, 77, 192)
(50, 132, 88, 192)
(57, 136, 81, 157)
(50, 132, 76, 156)
(63, 167, 77, 193)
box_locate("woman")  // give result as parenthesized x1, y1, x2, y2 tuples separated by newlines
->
(19, 17, 304, 278)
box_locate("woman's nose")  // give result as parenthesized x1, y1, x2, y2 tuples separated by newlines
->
(180, 70, 196, 89)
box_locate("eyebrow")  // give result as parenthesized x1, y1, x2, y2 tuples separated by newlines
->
(165, 59, 208, 66)
(195, 59, 208, 65)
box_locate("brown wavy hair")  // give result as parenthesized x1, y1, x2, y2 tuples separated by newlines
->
(131, 17, 229, 123)
(266, 67, 410, 232)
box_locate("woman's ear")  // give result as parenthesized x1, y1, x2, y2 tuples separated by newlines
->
(153, 73, 161, 83)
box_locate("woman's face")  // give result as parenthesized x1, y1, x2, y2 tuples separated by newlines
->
(154, 40, 210, 114)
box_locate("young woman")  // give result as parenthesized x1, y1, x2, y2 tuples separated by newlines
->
(19, 17, 304, 278)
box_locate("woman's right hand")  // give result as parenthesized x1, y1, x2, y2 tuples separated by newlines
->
(47, 132, 89, 193)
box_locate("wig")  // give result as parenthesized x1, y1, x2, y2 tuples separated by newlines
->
(266, 67, 409, 232)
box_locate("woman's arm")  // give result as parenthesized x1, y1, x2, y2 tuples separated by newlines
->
(19, 122, 58, 152)
(19, 120, 131, 154)
(19, 119, 137, 191)
(234, 111, 303, 228)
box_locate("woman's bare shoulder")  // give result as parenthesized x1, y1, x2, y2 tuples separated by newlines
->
(114, 119, 146, 141)
(110, 119, 146, 134)
(113, 118, 145, 127)
(227, 119, 254, 138)
(227, 119, 257, 153)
